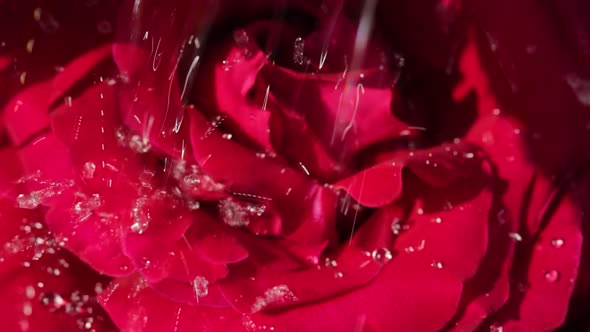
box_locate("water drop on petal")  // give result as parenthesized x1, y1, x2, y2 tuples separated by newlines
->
(81, 162, 96, 179)
(192, 276, 209, 301)
(431, 261, 444, 269)
(40, 292, 67, 311)
(508, 232, 523, 242)
(544, 270, 560, 283)
(551, 238, 564, 248)
(391, 219, 402, 235)
(489, 325, 504, 332)
(293, 37, 305, 65)
(371, 248, 393, 264)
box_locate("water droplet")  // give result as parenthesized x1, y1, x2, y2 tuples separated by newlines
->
(25, 286, 36, 299)
(187, 200, 200, 210)
(94, 282, 104, 294)
(233, 29, 249, 46)
(496, 208, 508, 224)
(97, 20, 112, 34)
(130, 197, 150, 234)
(334, 272, 344, 278)
(565, 73, 590, 106)
(431, 261, 444, 269)
(40, 292, 67, 311)
(81, 162, 96, 179)
(489, 325, 504, 332)
(139, 257, 151, 269)
(73, 193, 102, 222)
(293, 37, 305, 65)
(17, 193, 41, 209)
(222, 133, 233, 140)
(129, 135, 151, 153)
(16, 180, 74, 209)
(508, 232, 522, 242)
(33, 7, 42, 21)
(192, 276, 209, 302)
(544, 270, 560, 283)
(432, 217, 443, 224)
(174, 161, 225, 197)
(26, 39, 35, 53)
(551, 238, 564, 248)
(77, 317, 95, 330)
(391, 218, 402, 235)
(371, 248, 393, 264)
(23, 302, 33, 316)
(324, 258, 338, 268)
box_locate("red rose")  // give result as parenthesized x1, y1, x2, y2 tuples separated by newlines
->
(1, 0, 589, 331)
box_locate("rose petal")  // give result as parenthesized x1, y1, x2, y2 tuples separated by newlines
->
(99, 277, 239, 332)
(481, 185, 582, 331)
(218, 246, 382, 313)
(472, 0, 590, 177)
(0, 202, 115, 332)
(44, 188, 134, 277)
(0, 147, 24, 198)
(189, 108, 319, 236)
(335, 142, 484, 208)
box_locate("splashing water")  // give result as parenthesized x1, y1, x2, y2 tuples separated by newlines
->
(219, 198, 267, 228)
(251, 285, 298, 313)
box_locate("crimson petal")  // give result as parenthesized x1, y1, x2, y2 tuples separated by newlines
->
(335, 142, 484, 208)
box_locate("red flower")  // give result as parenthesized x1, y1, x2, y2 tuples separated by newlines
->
(1, 0, 589, 331)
